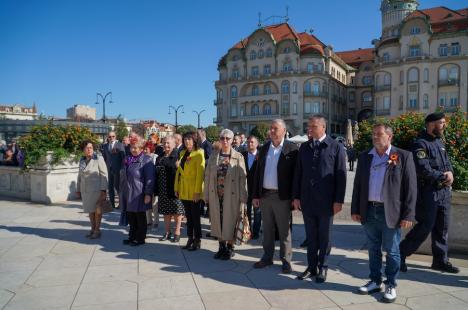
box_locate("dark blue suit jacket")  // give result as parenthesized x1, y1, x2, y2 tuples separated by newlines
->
(293, 136, 347, 217)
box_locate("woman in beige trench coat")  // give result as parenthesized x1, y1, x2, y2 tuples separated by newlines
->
(204, 129, 247, 260)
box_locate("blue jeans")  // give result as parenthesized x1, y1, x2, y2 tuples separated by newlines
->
(364, 205, 401, 287)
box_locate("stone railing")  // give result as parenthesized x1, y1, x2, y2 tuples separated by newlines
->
(0, 154, 79, 204)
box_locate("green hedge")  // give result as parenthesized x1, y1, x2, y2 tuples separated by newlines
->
(354, 109, 468, 191)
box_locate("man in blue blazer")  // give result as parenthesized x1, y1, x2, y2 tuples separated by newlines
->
(293, 114, 347, 283)
(351, 123, 417, 303)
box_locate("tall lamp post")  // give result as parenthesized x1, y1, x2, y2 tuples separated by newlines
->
(169, 105, 184, 131)
(95, 92, 113, 123)
(192, 109, 206, 129)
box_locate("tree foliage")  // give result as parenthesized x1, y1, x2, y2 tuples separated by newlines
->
(176, 125, 197, 135)
(205, 125, 223, 143)
(115, 116, 129, 141)
(250, 123, 270, 144)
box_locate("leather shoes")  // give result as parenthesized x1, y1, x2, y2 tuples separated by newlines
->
(431, 262, 460, 274)
(282, 261, 292, 274)
(253, 260, 273, 269)
(297, 267, 317, 280)
(159, 232, 172, 241)
(316, 267, 327, 283)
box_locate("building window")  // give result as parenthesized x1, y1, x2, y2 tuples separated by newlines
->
(439, 93, 446, 107)
(439, 44, 448, 57)
(282, 63, 292, 72)
(439, 67, 448, 81)
(400, 70, 404, 84)
(317, 63, 323, 73)
(450, 94, 459, 106)
(266, 48, 273, 57)
(383, 96, 390, 110)
(449, 67, 459, 80)
(362, 76, 373, 85)
(313, 82, 320, 96)
(250, 50, 257, 60)
(232, 55, 240, 61)
(258, 49, 264, 59)
(263, 64, 271, 75)
(304, 102, 320, 114)
(451, 43, 460, 55)
(364, 65, 371, 71)
(408, 67, 419, 82)
(232, 69, 239, 79)
(304, 81, 311, 94)
(281, 81, 290, 93)
(409, 45, 421, 57)
(263, 103, 272, 115)
(251, 66, 259, 77)
(410, 27, 421, 35)
(292, 81, 297, 94)
(240, 106, 245, 116)
(251, 85, 259, 96)
(307, 63, 313, 73)
(383, 52, 390, 62)
(362, 92, 372, 104)
(423, 94, 429, 109)
(293, 102, 297, 114)
(399, 95, 403, 110)
(264, 84, 272, 95)
(423, 68, 429, 82)
(251, 104, 259, 115)
(230, 104, 237, 117)
(384, 73, 391, 86)
(408, 94, 418, 109)
(283, 47, 291, 54)
(230, 86, 237, 98)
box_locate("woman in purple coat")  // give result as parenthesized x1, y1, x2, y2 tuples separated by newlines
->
(120, 135, 155, 246)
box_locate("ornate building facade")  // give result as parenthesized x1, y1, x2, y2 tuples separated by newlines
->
(214, 1, 467, 134)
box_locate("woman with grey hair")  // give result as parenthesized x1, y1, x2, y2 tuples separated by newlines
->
(204, 128, 248, 260)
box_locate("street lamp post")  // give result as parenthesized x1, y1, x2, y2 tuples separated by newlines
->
(95, 92, 113, 123)
(192, 109, 206, 129)
(169, 105, 184, 131)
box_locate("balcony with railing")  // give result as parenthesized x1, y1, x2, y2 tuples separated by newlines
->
(240, 113, 280, 120)
(438, 79, 460, 87)
(303, 91, 328, 99)
(239, 93, 280, 103)
(374, 84, 392, 92)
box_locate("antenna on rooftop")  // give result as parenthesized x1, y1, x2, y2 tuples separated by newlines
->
(285, 6, 289, 22)
(309, 28, 314, 34)
(258, 12, 262, 28)
(258, 7, 291, 27)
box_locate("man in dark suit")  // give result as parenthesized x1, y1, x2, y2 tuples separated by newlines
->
(102, 131, 126, 208)
(197, 128, 213, 217)
(174, 133, 184, 156)
(293, 115, 347, 283)
(252, 119, 298, 274)
(242, 135, 261, 239)
(351, 123, 417, 303)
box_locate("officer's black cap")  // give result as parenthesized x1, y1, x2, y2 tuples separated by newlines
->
(425, 112, 445, 123)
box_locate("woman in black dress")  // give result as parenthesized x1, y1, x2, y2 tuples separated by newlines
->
(155, 135, 185, 242)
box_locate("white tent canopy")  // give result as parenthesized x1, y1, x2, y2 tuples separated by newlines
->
(288, 134, 308, 143)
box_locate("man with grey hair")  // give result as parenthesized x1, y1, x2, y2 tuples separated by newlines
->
(252, 119, 298, 274)
(174, 133, 184, 155)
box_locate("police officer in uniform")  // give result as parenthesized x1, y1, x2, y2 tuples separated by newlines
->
(399, 112, 459, 274)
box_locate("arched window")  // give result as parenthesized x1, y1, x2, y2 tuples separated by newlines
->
(264, 84, 271, 95)
(292, 81, 297, 93)
(362, 92, 372, 104)
(251, 104, 259, 115)
(313, 82, 320, 95)
(449, 67, 459, 80)
(408, 68, 419, 82)
(230, 86, 237, 98)
(252, 85, 259, 96)
(283, 47, 291, 54)
(250, 50, 256, 60)
(266, 48, 273, 57)
(258, 49, 264, 58)
(281, 81, 290, 94)
(383, 52, 390, 62)
(375, 74, 381, 86)
(384, 73, 391, 85)
(304, 81, 311, 94)
(423, 68, 429, 82)
(263, 103, 272, 115)
(439, 67, 448, 81)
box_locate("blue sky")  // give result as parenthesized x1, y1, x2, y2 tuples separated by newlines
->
(0, 0, 465, 127)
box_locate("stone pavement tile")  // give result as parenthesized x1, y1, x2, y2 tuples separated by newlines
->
(1, 236, 58, 259)
(193, 270, 255, 294)
(341, 302, 409, 310)
(26, 266, 87, 287)
(0, 256, 43, 272)
(313, 270, 378, 306)
(0, 289, 15, 309)
(138, 257, 189, 277)
(201, 289, 270, 310)
(138, 274, 198, 300)
(408, 268, 468, 293)
(0, 270, 34, 292)
(89, 249, 138, 266)
(3, 284, 79, 310)
(50, 240, 96, 255)
(336, 259, 370, 279)
(449, 289, 468, 303)
(73, 280, 137, 307)
(406, 292, 468, 310)
(72, 301, 136, 310)
(395, 277, 443, 298)
(37, 252, 92, 270)
(247, 267, 311, 289)
(185, 251, 239, 274)
(82, 263, 138, 283)
(139, 295, 204, 310)
(260, 288, 336, 310)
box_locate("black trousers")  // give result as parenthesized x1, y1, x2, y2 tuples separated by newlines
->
(108, 169, 120, 207)
(183, 200, 202, 240)
(246, 198, 262, 237)
(303, 213, 333, 269)
(400, 200, 450, 264)
(127, 211, 147, 242)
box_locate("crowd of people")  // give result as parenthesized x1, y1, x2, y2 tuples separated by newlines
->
(0, 139, 23, 166)
(76, 112, 459, 303)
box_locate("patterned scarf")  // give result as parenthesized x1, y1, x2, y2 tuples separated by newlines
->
(125, 151, 144, 166)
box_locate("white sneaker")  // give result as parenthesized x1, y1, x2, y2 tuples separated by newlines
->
(382, 284, 397, 303)
(358, 281, 383, 295)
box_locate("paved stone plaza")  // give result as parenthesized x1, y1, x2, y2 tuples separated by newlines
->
(0, 197, 467, 310)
